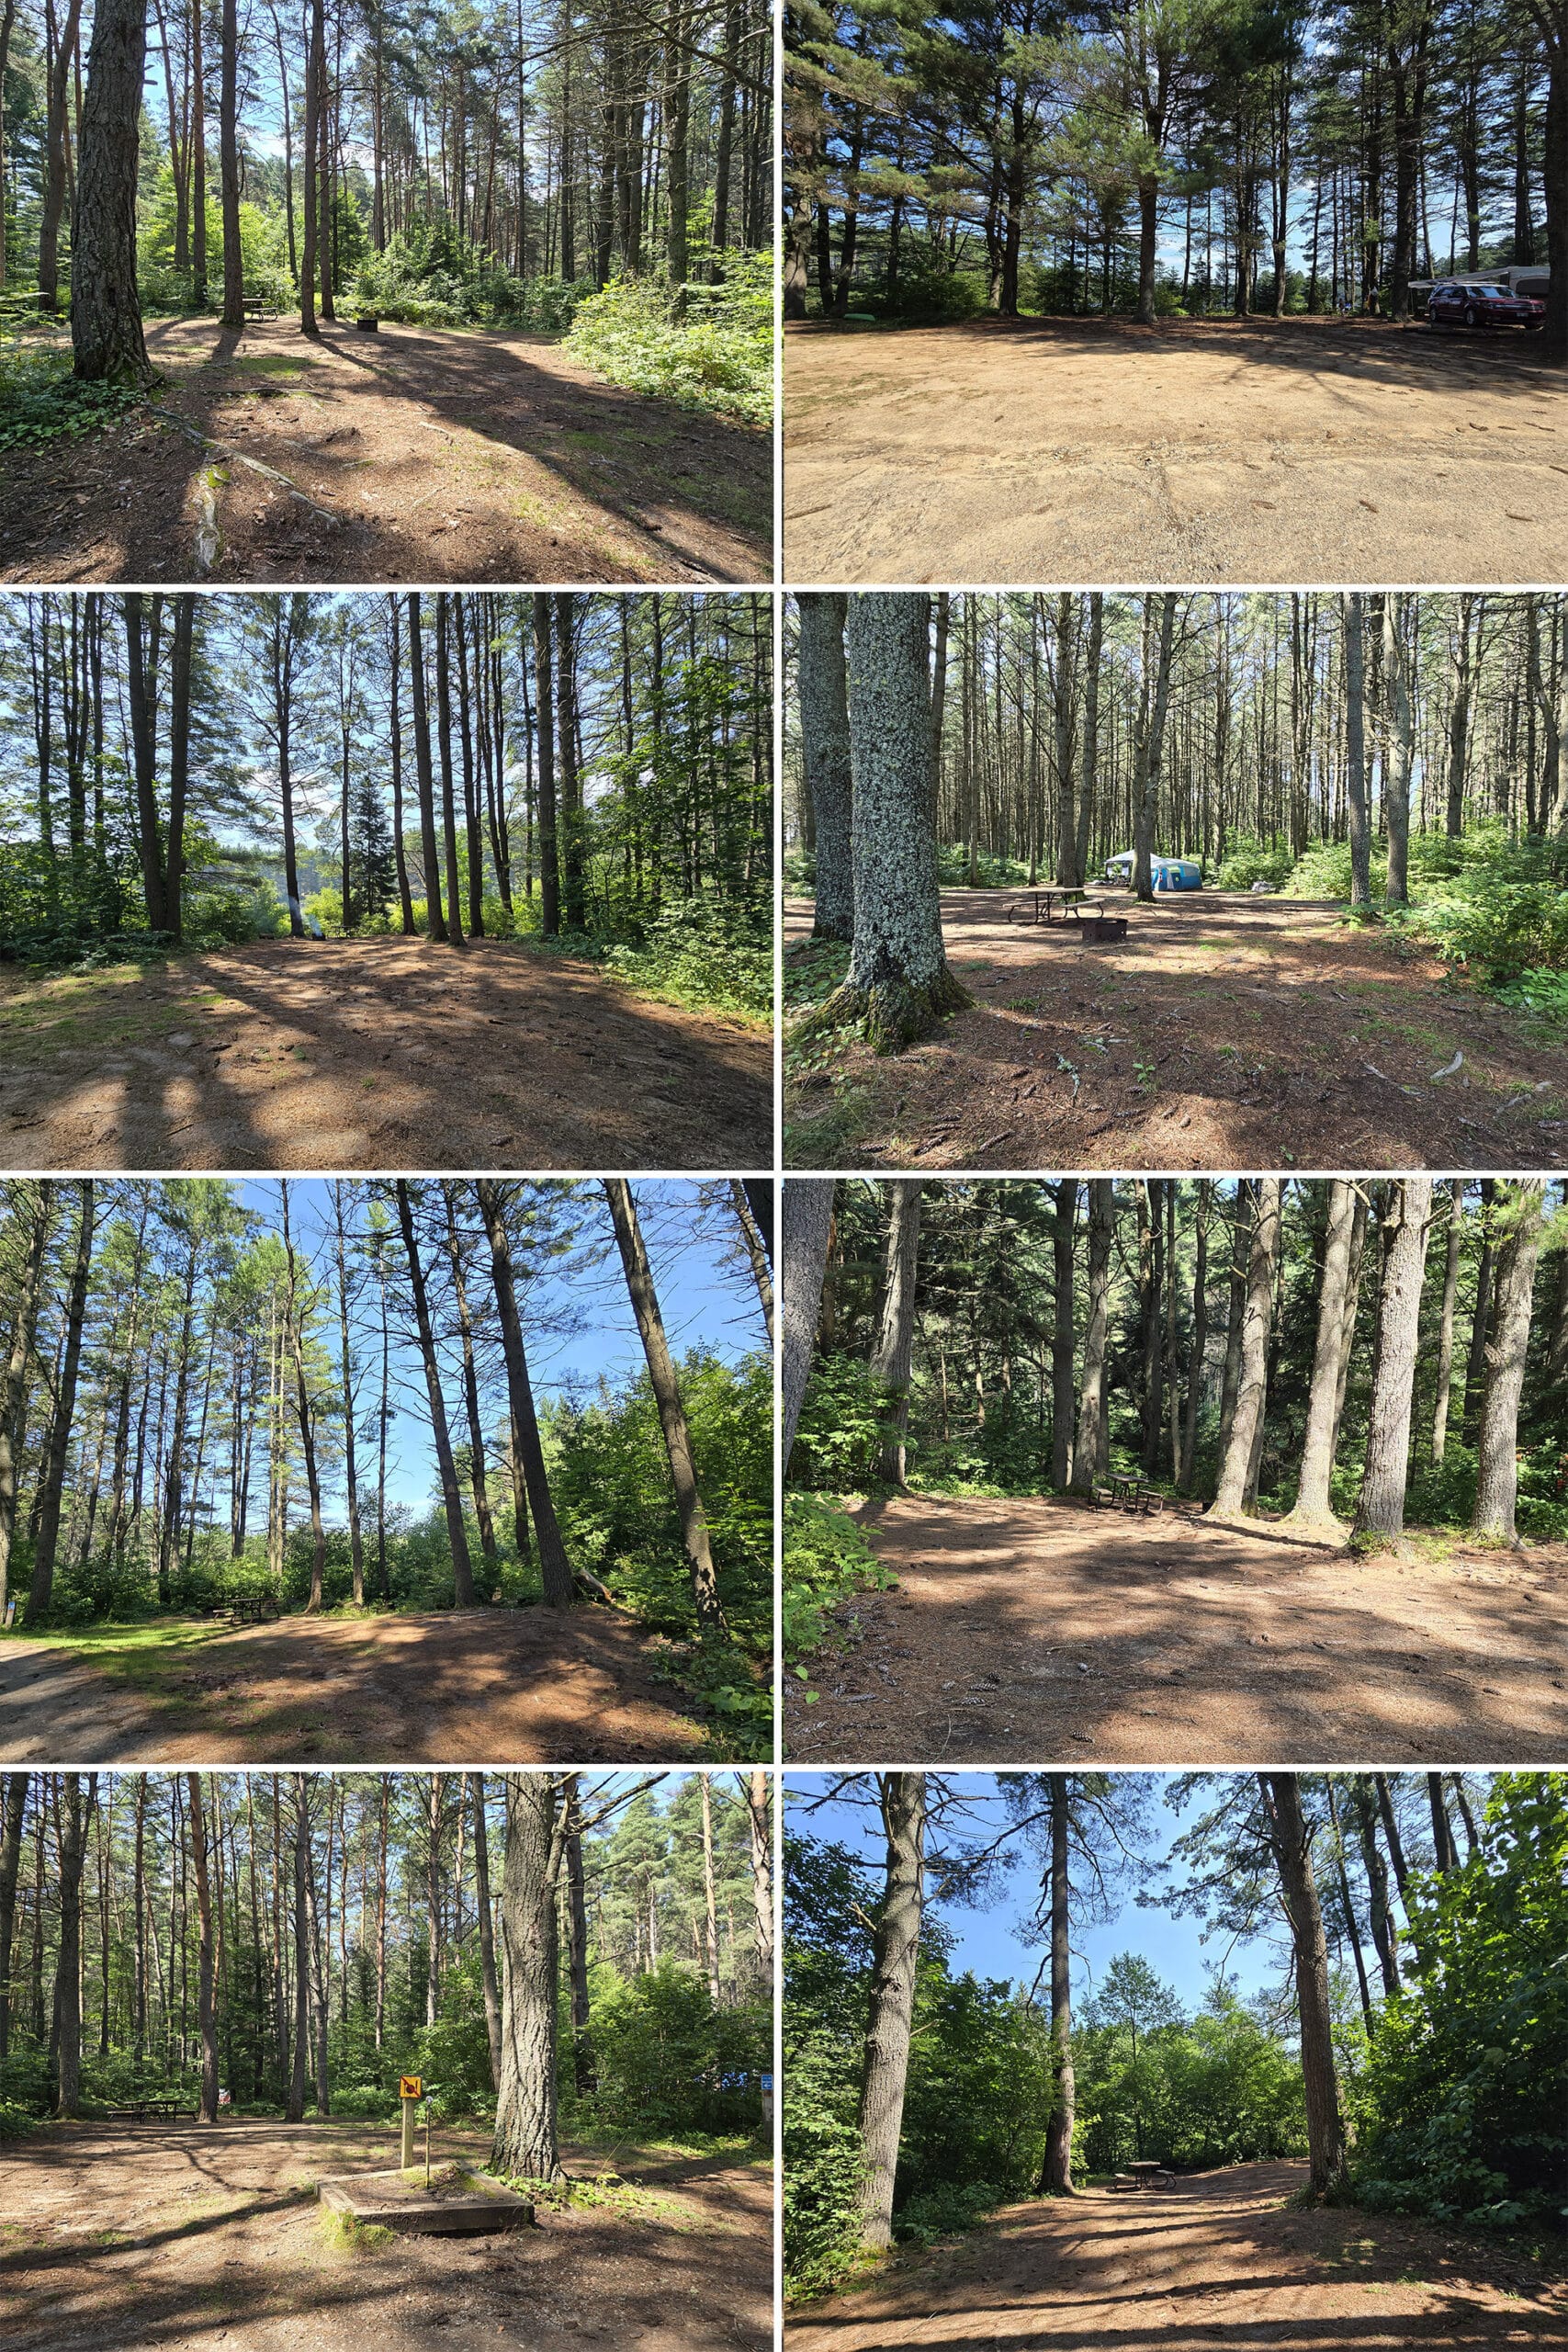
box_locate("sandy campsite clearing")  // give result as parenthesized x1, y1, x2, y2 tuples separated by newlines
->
(0, 1608, 723, 1765)
(0, 934, 772, 1172)
(783, 314, 1568, 587)
(786, 2161, 1568, 2351)
(783, 1494, 1568, 1766)
(0, 2121, 773, 2352)
(1, 315, 770, 586)
(783, 888, 1568, 1172)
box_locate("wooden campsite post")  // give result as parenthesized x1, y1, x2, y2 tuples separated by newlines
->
(400, 2075, 421, 2169)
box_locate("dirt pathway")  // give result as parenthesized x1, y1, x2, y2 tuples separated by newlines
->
(784, 889, 1567, 1171)
(787, 2162, 1568, 2350)
(0, 935, 771, 1172)
(3, 315, 769, 585)
(1, 2121, 772, 2352)
(0, 1611, 722, 1764)
(784, 1495, 1568, 1765)
(783, 314, 1568, 586)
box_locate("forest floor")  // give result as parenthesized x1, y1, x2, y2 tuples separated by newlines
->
(783, 1493, 1568, 1766)
(0, 934, 772, 1171)
(782, 313, 1567, 585)
(0, 2120, 773, 2352)
(783, 888, 1568, 1171)
(0, 314, 770, 585)
(0, 1609, 721, 1764)
(786, 2161, 1568, 2349)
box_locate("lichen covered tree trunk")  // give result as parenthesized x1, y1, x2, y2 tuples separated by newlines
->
(798, 593, 854, 943)
(782, 1180, 834, 1464)
(1281, 1178, 1359, 1532)
(801, 594, 971, 1054)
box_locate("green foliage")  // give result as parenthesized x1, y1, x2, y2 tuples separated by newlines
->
(1287, 825, 1568, 985)
(788, 1354, 894, 1489)
(1216, 835, 1294, 891)
(353, 221, 592, 327)
(602, 898, 773, 1020)
(934, 844, 1032, 887)
(573, 1962, 768, 2137)
(0, 337, 147, 450)
(875, 257, 986, 322)
(564, 256, 772, 425)
(1352, 1773, 1568, 2234)
(781, 1492, 891, 1669)
(1075, 1989, 1307, 2174)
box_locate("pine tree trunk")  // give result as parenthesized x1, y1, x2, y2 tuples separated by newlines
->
(1259, 1774, 1348, 2193)
(70, 0, 153, 384)
(855, 1772, 925, 2252)
(1069, 1180, 1114, 1495)
(802, 595, 970, 1053)
(1429, 1182, 1463, 1464)
(25, 1182, 96, 1626)
(1282, 1179, 1359, 1531)
(797, 594, 853, 943)
(1352, 1179, 1433, 1544)
(394, 1182, 476, 1605)
(0, 1190, 54, 1618)
(603, 1180, 726, 1633)
(782, 1181, 834, 1465)
(473, 1182, 574, 1608)
(1472, 1181, 1546, 1544)
(1051, 1182, 1076, 1491)
(54, 1774, 90, 2116)
(1210, 1179, 1281, 1519)
(1039, 1775, 1076, 2193)
(187, 1774, 220, 2119)
(871, 1182, 922, 1487)
(220, 0, 243, 323)
(491, 1772, 562, 2180)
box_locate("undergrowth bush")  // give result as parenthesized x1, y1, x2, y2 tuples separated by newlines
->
(603, 898, 772, 1018)
(0, 334, 148, 451)
(1216, 835, 1294, 891)
(1286, 823, 1568, 985)
(782, 1492, 891, 1668)
(934, 844, 1031, 887)
(565, 256, 771, 424)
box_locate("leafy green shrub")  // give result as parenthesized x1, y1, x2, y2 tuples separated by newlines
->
(1495, 968, 1568, 1018)
(0, 336, 148, 450)
(782, 1492, 891, 1667)
(0, 2098, 40, 2139)
(895, 2178, 1006, 2245)
(603, 898, 772, 1018)
(1353, 1772, 1568, 2233)
(578, 1962, 767, 2136)
(875, 257, 985, 322)
(1216, 835, 1294, 891)
(565, 259, 771, 425)
(788, 1355, 892, 1489)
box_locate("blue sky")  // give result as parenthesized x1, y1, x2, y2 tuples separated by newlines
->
(787, 1773, 1289, 2018)
(228, 1177, 767, 1512)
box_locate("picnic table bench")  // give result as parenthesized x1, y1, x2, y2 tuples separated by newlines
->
(107, 2098, 189, 2122)
(1006, 887, 1089, 924)
(242, 293, 278, 321)
(1111, 2161, 1176, 2191)
(1090, 1474, 1167, 1516)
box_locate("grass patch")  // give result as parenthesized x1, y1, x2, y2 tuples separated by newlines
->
(318, 2208, 396, 2256)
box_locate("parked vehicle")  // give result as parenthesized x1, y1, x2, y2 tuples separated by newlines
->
(1428, 279, 1545, 331)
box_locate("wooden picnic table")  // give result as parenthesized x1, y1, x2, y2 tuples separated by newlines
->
(1006, 887, 1090, 925)
(108, 2098, 188, 2122)
(1126, 2160, 1176, 2188)
(1100, 1474, 1167, 1516)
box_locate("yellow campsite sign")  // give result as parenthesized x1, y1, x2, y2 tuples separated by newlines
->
(400, 2076, 423, 2100)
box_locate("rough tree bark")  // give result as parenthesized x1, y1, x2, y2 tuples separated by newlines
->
(798, 593, 854, 944)
(1280, 1180, 1359, 1532)
(1258, 1775, 1348, 2194)
(871, 1182, 922, 1487)
(491, 1772, 564, 2181)
(1068, 1180, 1114, 1496)
(1472, 1180, 1546, 1544)
(1210, 1179, 1281, 1520)
(1038, 1774, 1077, 2194)
(855, 1771, 926, 2253)
(473, 1182, 575, 1608)
(782, 1181, 835, 1464)
(71, 0, 154, 385)
(1352, 1179, 1433, 1544)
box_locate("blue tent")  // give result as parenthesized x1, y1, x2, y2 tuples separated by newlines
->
(1105, 852, 1202, 892)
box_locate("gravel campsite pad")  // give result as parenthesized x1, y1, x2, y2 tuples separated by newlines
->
(783, 313, 1568, 586)
(0, 1609, 721, 1765)
(0, 935, 772, 1172)
(1, 315, 770, 586)
(785, 2161, 1568, 2350)
(0, 2122, 773, 2352)
(783, 889, 1568, 1171)
(784, 1495, 1568, 1766)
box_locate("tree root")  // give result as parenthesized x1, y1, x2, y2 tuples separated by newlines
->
(794, 963, 973, 1055)
(150, 405, 344, 527)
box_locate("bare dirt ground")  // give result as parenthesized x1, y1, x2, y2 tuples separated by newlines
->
(0, 2120, 772, 2352)
(783, 1494, 1568, 1766)
(783, 315, 1568, 586)
(0, 935, 772, 1172)
(1, 315, 770, 586)
(786, 2161, 1568, 2351)
(0, 1610, 719, 1764)
(783, 889, 1567, 1172)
